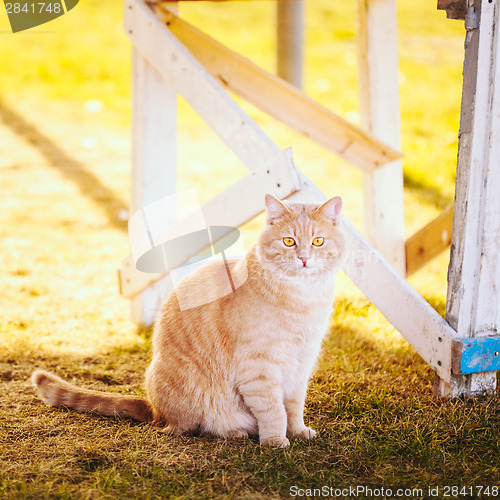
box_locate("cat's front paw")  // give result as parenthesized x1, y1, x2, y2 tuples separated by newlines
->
(261, 436, 290, 448)
(226, 429, 249, 439)
(291, 426, 317, 440)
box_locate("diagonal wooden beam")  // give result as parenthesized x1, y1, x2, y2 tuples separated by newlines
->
(341, 215, 456, 383)
(405, 205, 453, 276)
(152, 2, 401, 173)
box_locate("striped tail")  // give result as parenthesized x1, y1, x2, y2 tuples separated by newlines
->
(31, 370, 152, 422)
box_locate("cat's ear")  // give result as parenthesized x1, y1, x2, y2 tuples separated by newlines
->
(317, 196, 342, 226)
(264, 194, 290, 224)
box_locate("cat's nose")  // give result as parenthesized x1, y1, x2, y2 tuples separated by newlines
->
(299, 256, 310, 267)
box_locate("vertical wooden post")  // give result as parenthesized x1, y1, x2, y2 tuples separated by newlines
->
(357, 0, 405, 275)
(277, 0, 304, 89)
(436, 0, 499, 398)
(130, 5, 178, 326)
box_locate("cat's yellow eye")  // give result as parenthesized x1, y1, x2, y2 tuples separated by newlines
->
(312, 237, 324, 247)
(283, 237, 296, 247)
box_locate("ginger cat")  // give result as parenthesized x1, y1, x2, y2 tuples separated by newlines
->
(32, 194, 345, 448)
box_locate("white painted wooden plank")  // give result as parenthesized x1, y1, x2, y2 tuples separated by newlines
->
(129, 47, 178, 326)
(125, 0, 294, 185)
(357, 0, 405, 275)
(341, 217, 455, 383)
(451, 0, 499, 337)
(469, 0, 500, 342)
(440, 0, 499, 397)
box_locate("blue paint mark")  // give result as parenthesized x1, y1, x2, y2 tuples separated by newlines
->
(458, 337, 500, 374)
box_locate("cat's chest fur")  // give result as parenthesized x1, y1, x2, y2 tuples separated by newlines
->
(232, 270, 335, 397)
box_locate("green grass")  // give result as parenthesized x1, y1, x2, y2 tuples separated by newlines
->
(1, 0, 499, 498)
(2, 316, 500, 498)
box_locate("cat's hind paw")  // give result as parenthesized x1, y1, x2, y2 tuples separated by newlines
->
(261, 436, 290, 448)
(157, 424, 186, 436)
(291, 427, 317, 440)
(226, 429, 249, 439)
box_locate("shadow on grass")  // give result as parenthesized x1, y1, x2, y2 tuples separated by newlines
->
(2, 311, 500, 497)
(0, 98, 128, 231)
(403, 170, 454, 210)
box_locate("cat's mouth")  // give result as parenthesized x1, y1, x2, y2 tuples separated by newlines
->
(263, 257, 330, 279)
(285, 262, 325, 278)
(299, 264, 320, 273)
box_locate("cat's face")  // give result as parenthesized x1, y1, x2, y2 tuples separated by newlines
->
(256, 195, 345, 280)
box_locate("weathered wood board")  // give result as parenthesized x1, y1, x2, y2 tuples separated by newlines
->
(405, 205, 453, 276)
(437, 0, 468, 20)
(357, 0, 406, 275)
(151, 3, 401, 173)
(438, 0, 500, 397)
(452, 337, 500, 375)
